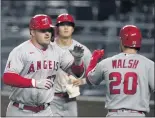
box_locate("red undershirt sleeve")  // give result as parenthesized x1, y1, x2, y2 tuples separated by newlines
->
(3, 73, 33, 88)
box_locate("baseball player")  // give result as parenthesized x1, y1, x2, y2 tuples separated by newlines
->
(73, 25, 154, 117)
(49, 13, 92, 116)
(2, 14, 83, 117)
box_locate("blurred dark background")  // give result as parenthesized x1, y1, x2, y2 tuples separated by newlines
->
(1, 0, 154, 117)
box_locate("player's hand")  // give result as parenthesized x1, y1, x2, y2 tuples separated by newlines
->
(31, 79, 53, 90)
(72, 79, 85, 86)
(92, 49, 104, 62)
(68, 75, 85, 86)
(70, 45, 84, 65)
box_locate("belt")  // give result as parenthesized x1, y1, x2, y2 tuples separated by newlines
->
(13, 102, 51, 113)
(109, 109, 144, 114)
(55, 92, 69, 98)
(55, 92, 76, 102)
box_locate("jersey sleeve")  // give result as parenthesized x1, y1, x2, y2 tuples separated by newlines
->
(60, 50, 74, 71)
(148, 60, 154, 92)
(4, 49, 25, 74)
(87, 61, 104, 85)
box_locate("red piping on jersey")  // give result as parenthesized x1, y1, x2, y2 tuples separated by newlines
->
(71, 62, 84, 77)
(29, 39, 47, 51)
(3, 73, 33, 88)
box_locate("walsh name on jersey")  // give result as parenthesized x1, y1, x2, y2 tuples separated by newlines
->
(112, 59, 139, 69)
(28, 60, 59, 74)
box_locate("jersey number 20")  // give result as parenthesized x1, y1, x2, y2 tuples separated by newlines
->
(109, 72, 138, 95)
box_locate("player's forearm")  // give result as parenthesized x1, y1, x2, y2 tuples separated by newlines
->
(86, 58, 98, 77)
(86, 64, 101, 86)
(3, 73, 33, 88)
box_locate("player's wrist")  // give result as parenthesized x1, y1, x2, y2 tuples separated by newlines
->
(81, 78, 86, 85)
(31, 79, 36, 88)
(74, 58, 83, 65)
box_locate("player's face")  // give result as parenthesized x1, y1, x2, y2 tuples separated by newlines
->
(34, 28, 52, 47)
(58, 22, 74, 38)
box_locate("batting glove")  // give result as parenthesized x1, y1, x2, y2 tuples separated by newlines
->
(31, 79, 53, 90)
(70, 45, 84, 65)
(92, 49, 104, 61)
(86, 49, 104, 77)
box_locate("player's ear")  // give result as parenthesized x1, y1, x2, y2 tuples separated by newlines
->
(121, 41, 126, 52)
(30, 30, 35, 36)
(119, 40, 123, 52)
(71, 27, 74, 34)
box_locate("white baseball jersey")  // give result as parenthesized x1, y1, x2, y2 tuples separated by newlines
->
(53, 39, 92, 93)
(87, 53, 154, 113)
(4, 40, 74, 106)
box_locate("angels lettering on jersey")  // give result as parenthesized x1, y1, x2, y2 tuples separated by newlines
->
(6, 60, 59, 74)
(27, 60, 59, 74)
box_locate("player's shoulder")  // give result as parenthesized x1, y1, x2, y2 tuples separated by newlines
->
(137, 54, 154, 64)
(97, 55, 113, 68)
(10, 40, 30, 54)
(51, 40, 58, 47)
(99, 53, 120, 65)
(49, 42, 69, 56)
(50, 41, 63, 52)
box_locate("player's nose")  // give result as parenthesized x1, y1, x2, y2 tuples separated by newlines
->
(45, 32, 50, 35)
(64, 25, 69, 29)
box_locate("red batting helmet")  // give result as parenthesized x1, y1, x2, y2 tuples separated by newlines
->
(119, 25, 142, 48)
(29, 14, 54, 30)
(56, 13, 75, 26)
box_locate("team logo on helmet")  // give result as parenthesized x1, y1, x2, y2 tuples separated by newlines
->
(42, 17, 49, 25)
(63, 15, 68, 20)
